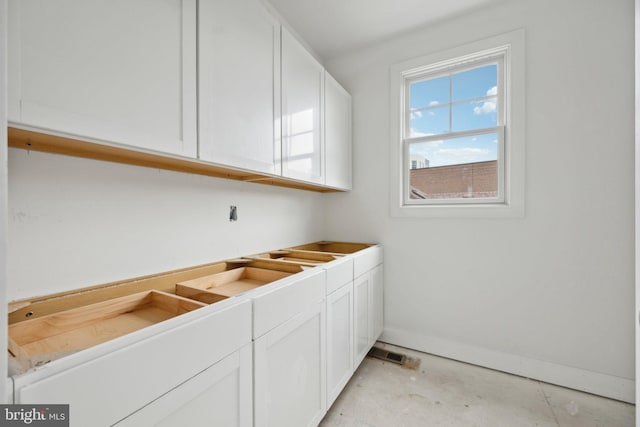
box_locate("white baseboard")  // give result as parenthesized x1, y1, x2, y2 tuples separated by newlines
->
(381, 328, 634, 404)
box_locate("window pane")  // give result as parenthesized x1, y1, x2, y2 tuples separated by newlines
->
(452, 64, 497, 102)
(452, 98, 497, 132)
(410, 75, 449, 110)
(408, 133, 498, 200)
(410, 105, 449, 137)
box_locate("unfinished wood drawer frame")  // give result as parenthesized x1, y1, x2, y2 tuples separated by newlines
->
(176, 267, 293, 304)
(9, 290, 205, 370)
(288, 242, 382, 279)
(250, 249, 353, 295)
(289, 241, 372, 255)
(250, 250, 339, 266)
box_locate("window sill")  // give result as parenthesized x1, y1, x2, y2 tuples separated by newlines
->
(390, 200, 524, 219)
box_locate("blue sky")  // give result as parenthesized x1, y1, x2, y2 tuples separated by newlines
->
(408, 64, 498, 167)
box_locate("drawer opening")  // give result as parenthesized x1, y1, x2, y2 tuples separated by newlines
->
(8, 290, 206, 369)
(175, 267, 293, 304)
(289, 241, 372, 255)
(251, 250, 338, 266)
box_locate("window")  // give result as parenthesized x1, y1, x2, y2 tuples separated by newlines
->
(406, 57, 504, 203)
(390, 30, 525, 218)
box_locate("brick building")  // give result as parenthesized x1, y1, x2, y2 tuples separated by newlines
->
(409, 160, 497, 199)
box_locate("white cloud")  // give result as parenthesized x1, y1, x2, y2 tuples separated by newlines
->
(437, 147, 489, 156)
(409, 131, 444, 150)
(411, 140, 443, 160)
(410, 110, 423, 120)
(429, 146, 492, 167)
(428, 111, 435, 116)
(474, 100, 496, 115)
(473, 86, 498, 115)
(471, 137, 477, 142)
(409, 128, 429, 137)
(423, 139, 443, 148)
(429, 100, 440, 106)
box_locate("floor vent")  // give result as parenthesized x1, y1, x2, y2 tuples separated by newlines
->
(367, 346, 407, 365)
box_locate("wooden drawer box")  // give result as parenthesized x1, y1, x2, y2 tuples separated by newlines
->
(289, 241, 372, 254)
(250, 250, 339, 265)
(289, 241, 382, 278)
(9, 290, 205, 369)
(172, 259, 325, 340)
(176, 267, 292, 304)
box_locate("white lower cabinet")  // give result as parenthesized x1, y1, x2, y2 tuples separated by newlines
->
(370, 265, 384, 347)
(8, 245, 381, 427)
(326, 281, 354, 407)
(115, 344, 253, 427)
(12, 297, 252, 427)
(353, 272, 371, 367)
(252, 269, 327, 427)
(353, 251, 384, 368)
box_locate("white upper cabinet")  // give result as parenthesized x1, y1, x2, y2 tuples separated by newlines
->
(8, 0, 197, 158)
(7, 1, 351, 191)
(281, 28, 324, 184)
(324, 72, 352, 190)
(198, 0, 281, 175)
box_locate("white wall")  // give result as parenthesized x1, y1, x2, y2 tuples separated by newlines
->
(325, 0, 635, 402)
(7, 149, 325, 301)
(0, 0, 9, 404)
(635, 0, 639, 418)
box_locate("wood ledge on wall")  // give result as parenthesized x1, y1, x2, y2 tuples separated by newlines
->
(7, 126, 342, 193)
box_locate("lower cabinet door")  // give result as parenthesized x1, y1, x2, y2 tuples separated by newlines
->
(254, 301, 326, 427)
(353, 272, 370, 367)
(326, 282, 354, 407)
(369, 265, 384, 347)
(115, 344, 253, 427)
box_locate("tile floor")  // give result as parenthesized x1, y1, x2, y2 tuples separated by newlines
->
(320, 342, 634, 427)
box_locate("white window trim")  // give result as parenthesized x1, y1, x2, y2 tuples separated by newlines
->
(389, 29, 525, 218)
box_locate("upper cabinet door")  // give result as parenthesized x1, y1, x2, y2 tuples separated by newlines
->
(8, 0, 197, 158)
(324, 72, 352, 190)
(198, 0, 281, 175)
(281, 28, 324, 184)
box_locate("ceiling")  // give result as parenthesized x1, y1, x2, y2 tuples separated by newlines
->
(268, 0, 506, 61)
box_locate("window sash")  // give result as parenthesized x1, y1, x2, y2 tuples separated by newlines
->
(403, 55, 505, 140)
(402, 126, 505, 205)
(400, 48, 507, 206)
